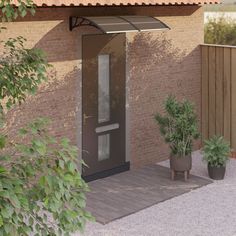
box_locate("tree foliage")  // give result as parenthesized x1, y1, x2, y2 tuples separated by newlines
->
(0, 0, 48, 125)
(205, 16, 236, 46)
(155, 96, 200, 157)
(0, 0, 35, 22)
(0, 0, 93, 235)
(0, 36, 49, 115)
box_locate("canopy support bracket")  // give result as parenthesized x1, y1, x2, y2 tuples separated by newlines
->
(69, 16, 103, 32)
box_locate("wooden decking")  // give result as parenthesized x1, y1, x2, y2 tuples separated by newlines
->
(86, 164, 212, 224)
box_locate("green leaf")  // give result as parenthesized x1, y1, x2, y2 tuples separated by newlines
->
(9, 194, 21, 208)
(61, 138, 70, 146)
(1, 205, 14, 218)
(32, 139, 47, 155)
(20, 9, 27, 18)
(0, 166, 7, 174)
(0, 215, 3, 227)
(29, 216, 34, 225)
(19, 128, 27, 135)
(0, 135, 6, 149)
(59, 160, 64, 169)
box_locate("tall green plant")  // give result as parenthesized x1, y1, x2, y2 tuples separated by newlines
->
(155, 96, 200, 157)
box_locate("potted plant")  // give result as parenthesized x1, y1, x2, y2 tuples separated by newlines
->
(155, 96, 200, 181)
(202, 136, 230, 180)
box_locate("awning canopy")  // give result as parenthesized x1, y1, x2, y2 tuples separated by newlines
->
(69, 16, 170, 33)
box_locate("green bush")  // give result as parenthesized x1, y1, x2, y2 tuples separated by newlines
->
(0, 118, 93, 235)
(0, 38, 93, 235)
(0, 2, 93, 234)
(203, 136, 230, 167)
(155, 96, 200, 157)
(205, 16, 236, 45)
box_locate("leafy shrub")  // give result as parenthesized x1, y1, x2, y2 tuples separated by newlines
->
(155, 96, 200, 157)
(0, 5, 93, 234)
(202, 136, 230, 167)
(205, 16, 236, 45)
(0, 118, 93, 235)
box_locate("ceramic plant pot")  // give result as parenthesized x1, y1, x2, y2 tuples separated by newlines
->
(170, 154, 192, 181)
(208, 165, 226, 180)
(170, 154, 192, 172)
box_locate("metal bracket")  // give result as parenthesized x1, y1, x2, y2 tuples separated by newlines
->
(69, 16, 102, 32)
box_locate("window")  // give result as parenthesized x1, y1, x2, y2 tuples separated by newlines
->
(98, 54, 110, 123)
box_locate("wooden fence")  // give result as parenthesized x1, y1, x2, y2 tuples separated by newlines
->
(201, 44, 236, 149)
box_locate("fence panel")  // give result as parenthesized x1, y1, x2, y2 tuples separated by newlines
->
(201, 44, 236, 149)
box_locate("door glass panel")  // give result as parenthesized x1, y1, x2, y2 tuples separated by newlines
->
(98, 54, 110, 123)
(95, 123, 119, 133)
(98, 134, 110, 161)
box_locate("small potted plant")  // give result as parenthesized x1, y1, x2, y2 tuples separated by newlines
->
(155, 95, 200, 181)
(202, 136, 230, 180)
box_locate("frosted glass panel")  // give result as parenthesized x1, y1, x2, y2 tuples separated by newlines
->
(98, 134, 110, 161)
(95, 123, 119, 133)
(98, 54, 110, 123)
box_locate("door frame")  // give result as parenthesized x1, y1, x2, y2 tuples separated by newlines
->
(80, 33, 130, 182)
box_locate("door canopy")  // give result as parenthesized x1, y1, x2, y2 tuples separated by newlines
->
(69, 16, 170, 33)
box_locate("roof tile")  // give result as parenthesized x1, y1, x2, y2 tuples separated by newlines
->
(12, 0, 219, 6)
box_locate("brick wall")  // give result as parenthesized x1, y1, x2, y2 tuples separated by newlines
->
(0, 5, 203, 168)
(127, 8, 204, 167)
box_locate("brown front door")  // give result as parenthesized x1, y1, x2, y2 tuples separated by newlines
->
(82, 34, 128, 181)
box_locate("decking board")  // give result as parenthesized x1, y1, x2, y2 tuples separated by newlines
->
(86, 164, 212, 224)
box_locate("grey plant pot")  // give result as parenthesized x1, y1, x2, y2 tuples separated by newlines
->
(208, 165, 226, 180)
(170, 154, 192, 172)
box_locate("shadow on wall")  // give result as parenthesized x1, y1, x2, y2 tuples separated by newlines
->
(3, 66, 81, 144)
(128, 31, 200, 103)
(127, 32, 201, 166)
(34, 20, 83, 63)
(3, 20, 83, 143)
(129, 32, 181, 97)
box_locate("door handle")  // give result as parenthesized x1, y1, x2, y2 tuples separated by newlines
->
(83, 113, 93, 125)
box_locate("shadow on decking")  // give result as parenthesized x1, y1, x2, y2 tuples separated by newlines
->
(86, 164, 212, 224)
